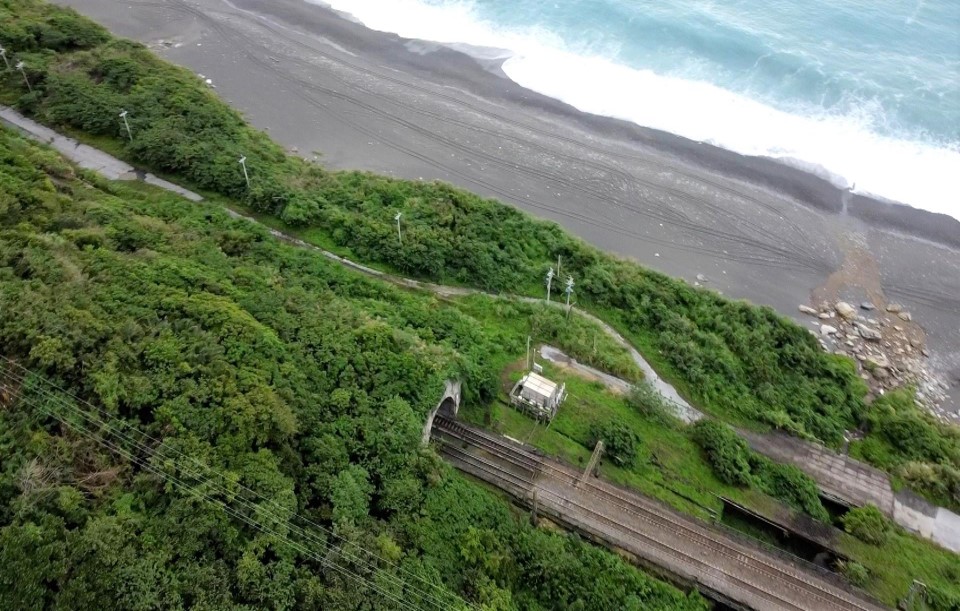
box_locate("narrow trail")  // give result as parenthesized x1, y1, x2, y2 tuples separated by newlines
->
(4, 105, 957, 553)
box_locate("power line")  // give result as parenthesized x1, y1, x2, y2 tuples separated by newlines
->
(0, 361, 468, 610)
(0, 363, 459, 610)
(1, 381, 422, 611)
(19, 358, 460, 607)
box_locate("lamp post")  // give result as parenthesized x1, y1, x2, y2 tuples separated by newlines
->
(238, 155, 250, 188)
(15, 60, 31, 92)
(545, 267, 554, 302)
(564, 275, 574, 312)
(394, 211, 403, 246)
(119, 109, 133, 141)
(0, 46, 9, 71)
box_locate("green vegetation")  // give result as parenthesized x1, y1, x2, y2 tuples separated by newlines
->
(625, 383, 676, 423)
(690, 420, 829, 521)
(449, 295, 643, 383)
(588, 420, 640, 467)
(0, 126, 707, 610)
(2, 2, 958, 608)
(842, 505, 890, 546)
(468, 365, 730, 519)
(475, 367, 960, 606)
(839, 528, 960, 607)
(923, 585, 960, 611)
(0, 0, 870, 444)
(839, 561, 870, 588)
(851, 388, 960, 511)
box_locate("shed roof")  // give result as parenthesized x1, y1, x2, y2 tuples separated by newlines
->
(520, 372, 558, 399)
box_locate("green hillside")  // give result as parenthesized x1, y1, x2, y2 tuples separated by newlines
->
(0, 0, 868, 444)
(0, 126, 705, 610)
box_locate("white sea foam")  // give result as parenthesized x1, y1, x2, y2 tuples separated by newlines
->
(314, 0, 960, 220)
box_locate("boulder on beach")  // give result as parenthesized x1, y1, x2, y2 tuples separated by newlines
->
(886, 303, 903, 313)
(857, 324, 882, 341)
(861, 302, 875, 310)
(799, 304, 817, 315)
(836, 302, 856, 320)
(820, 325, 838, 336)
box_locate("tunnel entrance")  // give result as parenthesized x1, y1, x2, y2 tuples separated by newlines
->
(421, 380, 462, 446)
(438, 396, 457, 418)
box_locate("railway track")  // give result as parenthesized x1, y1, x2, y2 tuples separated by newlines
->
(433, 416, 887, 611)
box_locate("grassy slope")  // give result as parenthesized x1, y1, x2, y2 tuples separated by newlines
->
(460, 363, 960, 607)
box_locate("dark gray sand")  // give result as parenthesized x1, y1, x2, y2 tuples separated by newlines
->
(56, 0, 960, 412)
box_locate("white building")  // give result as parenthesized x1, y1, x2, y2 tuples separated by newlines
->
(510, 371, 566, 421)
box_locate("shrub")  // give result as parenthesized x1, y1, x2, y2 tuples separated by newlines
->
(626, 383, 676, 425)
(754, 461, 830, 522)
(842, 505, 889, 545)
(589, 420, 640, 467)
(839, 561, 869, 587)
(691, 420, 752, 486)
(857, 389, 960, 511)
(692, 421, 829, 520)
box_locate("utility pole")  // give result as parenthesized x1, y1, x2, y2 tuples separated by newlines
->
(15, 61, 31, 92)
(526, 335, 531, 370)
(119, 109, 133, 141)
(578, 440, 604, 487)
(0, 46, 9, 71)
(238, 155, 250, 188)
(394, 211, 403, 246)
(556, 254, 562, 280)
(545, 266, 554, 302)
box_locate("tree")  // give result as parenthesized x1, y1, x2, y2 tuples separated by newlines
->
(330, 466, 373, 528)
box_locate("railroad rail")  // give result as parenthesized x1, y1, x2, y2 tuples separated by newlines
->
(432, 416, 888, 611)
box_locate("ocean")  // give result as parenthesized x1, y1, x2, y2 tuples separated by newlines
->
(316, 0, 960, 220)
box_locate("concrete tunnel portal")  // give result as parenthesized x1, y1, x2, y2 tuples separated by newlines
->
(422, 380, 461, 445)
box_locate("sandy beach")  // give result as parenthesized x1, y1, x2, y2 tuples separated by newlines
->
(55, 0, 960, 412)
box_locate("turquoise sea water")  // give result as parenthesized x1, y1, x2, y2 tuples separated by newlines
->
(318, 0, 960, 218)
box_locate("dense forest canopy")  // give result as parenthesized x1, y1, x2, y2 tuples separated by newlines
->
(0, 0, 868, 444)
(0, 125, 707, 609)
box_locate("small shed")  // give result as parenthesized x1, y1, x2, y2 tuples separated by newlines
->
(510, 371, 566, 421)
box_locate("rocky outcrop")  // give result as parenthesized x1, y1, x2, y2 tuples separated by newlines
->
(797, 300, 950, 420)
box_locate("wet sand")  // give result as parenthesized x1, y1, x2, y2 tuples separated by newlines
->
(56, 0, 960, 411)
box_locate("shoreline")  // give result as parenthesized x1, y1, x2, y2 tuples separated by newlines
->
(55, 0, 960, 412)
(245, 0, 960, 248)
(317, 0, 960, 231)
